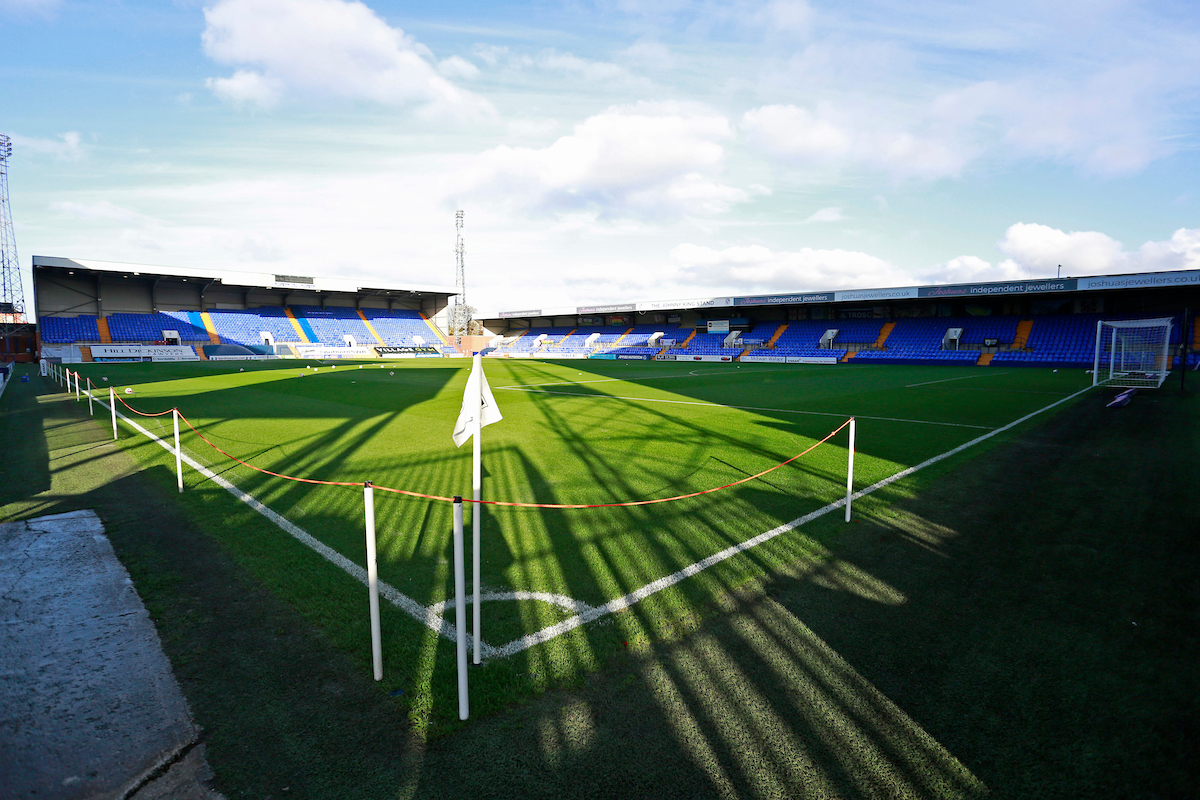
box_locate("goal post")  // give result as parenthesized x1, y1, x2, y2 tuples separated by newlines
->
(1093, 317, 1174, 389)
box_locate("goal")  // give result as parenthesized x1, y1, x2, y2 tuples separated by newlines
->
(1093, 317, 1174, 388)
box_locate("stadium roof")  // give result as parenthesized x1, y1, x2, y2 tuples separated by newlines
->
(32, 256, 457, 297)
(482, 266, 1200, 319)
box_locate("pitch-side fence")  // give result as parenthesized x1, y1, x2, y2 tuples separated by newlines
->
(50, 365, 856, 721)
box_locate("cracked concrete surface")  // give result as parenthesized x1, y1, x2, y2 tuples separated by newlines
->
(0, 509, 222, 800)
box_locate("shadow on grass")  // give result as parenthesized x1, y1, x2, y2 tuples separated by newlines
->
(0, 364, 53, 509)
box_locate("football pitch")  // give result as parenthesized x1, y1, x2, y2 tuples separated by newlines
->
(53, 358, 1094, 727)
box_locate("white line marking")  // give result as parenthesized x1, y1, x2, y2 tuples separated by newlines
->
(498, 387, 994, 430)
(905, 372, 1011, 388)
(484, 383, 1095, 659)
(494, 366, 818, 391)
(94, 382, 1093, 663)
(94, 397, 487, 652)
(427, 591, 598, 616)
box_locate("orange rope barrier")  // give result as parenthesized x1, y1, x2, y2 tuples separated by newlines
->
(117, 393, 852, 509)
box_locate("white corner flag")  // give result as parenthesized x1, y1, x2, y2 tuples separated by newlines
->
(451, 353, 502, 674)
(452, 354, 502, 447)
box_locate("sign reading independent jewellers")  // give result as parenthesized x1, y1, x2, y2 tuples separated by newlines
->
(734, 292, 835, 307)
(918, 279, 1078, 298)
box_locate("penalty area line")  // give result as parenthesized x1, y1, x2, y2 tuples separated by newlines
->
(484, 383, 1095, 659)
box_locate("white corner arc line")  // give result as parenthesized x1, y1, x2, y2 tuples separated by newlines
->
(497, 387, 994, 430)
(427, 591, 598, 616)
(483, 383, 1095, 659)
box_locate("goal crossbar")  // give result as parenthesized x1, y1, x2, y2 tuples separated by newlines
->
(1093, 317, 1174, 389)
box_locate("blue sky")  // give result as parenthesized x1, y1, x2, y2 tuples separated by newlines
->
(2, 0, 1198, 314)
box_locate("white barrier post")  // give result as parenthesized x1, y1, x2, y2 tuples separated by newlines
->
(453, 496, 469, 720)
(110, 387, 117, 440)
(87, 378, 94, 416)
(844, 418, 856, 523)
(364, 481, 383, 681)
(173, 408, 183, 493)
(73, 370, 79, 401)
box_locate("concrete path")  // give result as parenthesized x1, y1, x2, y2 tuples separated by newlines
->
(0, 510, 221, 800)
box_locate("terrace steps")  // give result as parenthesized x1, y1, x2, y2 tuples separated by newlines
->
(195, 346, 208, 361)
(976, 352, 994, 366)
(356, 310, 384, 344)
(840, 351, 855, 362)
(419, 312, 452, 348)
(96, 317, 112, 344)
(199, 311, 222, 344)
(873, 322, 895, 348)
(766, 324, 787, 348)
(283, 307, 311, 343)
(679, 329, 698, 348)
(1012, 319, 1033, 349)
(553, 329, 576, 347)
(611, 327, 635, 348)
(78, 346, 94, 363)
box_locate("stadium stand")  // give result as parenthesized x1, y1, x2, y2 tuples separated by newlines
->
(361, 308, 446, 348)
(106, 312, 209, 343)
(206, 308, 298, 345)
(39, 315, 100, 344)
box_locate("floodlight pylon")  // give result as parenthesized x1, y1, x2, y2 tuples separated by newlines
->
(448, 210, 476, 344)
(0, 134, 27, 337)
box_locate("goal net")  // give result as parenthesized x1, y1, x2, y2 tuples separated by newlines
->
(1093, 318, 1173, 388)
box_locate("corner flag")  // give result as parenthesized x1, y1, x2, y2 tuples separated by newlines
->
(452, 354, 502, 447)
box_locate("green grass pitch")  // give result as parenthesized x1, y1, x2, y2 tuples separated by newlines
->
(60, 358, 1093, 730)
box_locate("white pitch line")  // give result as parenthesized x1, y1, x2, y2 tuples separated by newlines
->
(484, 383, 1096, 659)
(493, 366, 817, 391)
(905, 372, 1011, 388)
(93, 396, 482, 652)
(498, 387, 994, 430)
(91, 381, 1093, 665)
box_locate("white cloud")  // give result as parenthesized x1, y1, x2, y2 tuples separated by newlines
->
(803, 206, 845, 223)
(460, 102, 747, 218)
(670, 242, 909, 293)
(758, 0, 813, 34)
(997, 223, 1127, 275)
(10, 132, 84, 160)
(206, 70, 285, 108)
(437, 55, 480, 80)
(997, 223, 1200, 276)
(619, 41, 673, 70)
(50, 200, 150, 223)
(740, 103, 971, 180)
(922, 255, 1024, 285)
(0, 0, 59, 16)
(201, 0, 492, 117)
(741, 105, 851, 162)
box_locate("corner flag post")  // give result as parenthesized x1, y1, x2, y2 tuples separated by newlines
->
(453, 352, 502, 667)
(472, 353, 483, 665)
(453, 496, 469, 720)
(110, 387, 117, 439)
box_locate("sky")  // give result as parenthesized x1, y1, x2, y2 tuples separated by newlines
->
(2, 0, 1199, 316)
